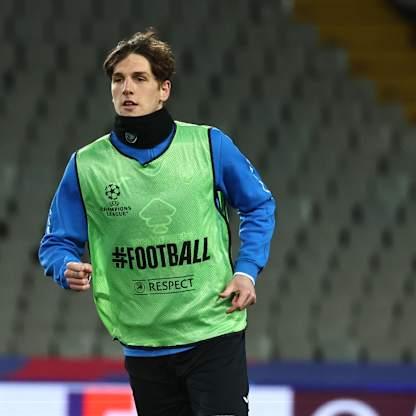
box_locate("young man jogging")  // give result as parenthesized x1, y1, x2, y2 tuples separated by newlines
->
(39, 29, 275, 415)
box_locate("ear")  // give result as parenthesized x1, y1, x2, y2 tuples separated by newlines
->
(160, 80, 171, 103)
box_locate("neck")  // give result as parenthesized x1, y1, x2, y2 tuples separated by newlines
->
(113, 107, 174, 149)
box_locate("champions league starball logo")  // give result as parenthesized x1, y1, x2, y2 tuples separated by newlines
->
(102, 184, 132, 215)
(105, 184, 121, 201)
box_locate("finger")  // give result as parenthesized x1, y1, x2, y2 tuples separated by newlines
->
(64, 269, 90, 279)
(67, 278, 90, 291)
(219, 285, 236, 299)
(227, 305, 239, 314)
(66, 262, 85, 272)
(240, 292, 256, 307)
(69, 284, 90, 292)
(67, 277, 91, 287)
(70, 285, 90, 292)
(81, 263, 93, 274)
(227, 292, 241, 313)
(227, 292, 256, 313)
(67, 262, 93, 274)
(232, 292, 240, 306)
(234, 292, 251, 310)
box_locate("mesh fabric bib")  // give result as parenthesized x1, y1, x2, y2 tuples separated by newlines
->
(76, 121, 247, 347)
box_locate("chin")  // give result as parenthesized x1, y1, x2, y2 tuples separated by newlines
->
(118, 108, 141, 117)
(116, 106, 155, 117)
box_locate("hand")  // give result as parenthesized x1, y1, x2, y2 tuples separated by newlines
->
(219, 274, 256, 314)
(64, 262, 93, 292)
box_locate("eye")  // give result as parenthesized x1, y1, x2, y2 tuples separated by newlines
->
(112, 77, 123, 83)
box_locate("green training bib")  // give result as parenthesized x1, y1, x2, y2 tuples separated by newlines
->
(76, 121, 247, 347)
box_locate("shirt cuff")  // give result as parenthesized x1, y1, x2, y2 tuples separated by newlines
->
(233, 272, 256, 286)
(234, 260, 260, 284)
(58, 255, 80, 289)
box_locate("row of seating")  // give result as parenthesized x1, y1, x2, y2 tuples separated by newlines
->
(0, 0, 415, 362)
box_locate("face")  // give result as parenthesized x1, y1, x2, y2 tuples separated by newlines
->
(111, 53, 171, 117)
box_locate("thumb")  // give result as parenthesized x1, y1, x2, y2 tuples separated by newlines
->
(219, 283, 235, 298)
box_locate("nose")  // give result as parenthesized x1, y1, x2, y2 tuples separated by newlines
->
(122, 77, 133, 95)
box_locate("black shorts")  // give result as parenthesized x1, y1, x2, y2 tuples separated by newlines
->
(125, 331, 249, 416)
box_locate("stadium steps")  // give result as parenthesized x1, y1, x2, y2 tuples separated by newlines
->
(294, 0, 416, 121)
(1, 0, 415, 363)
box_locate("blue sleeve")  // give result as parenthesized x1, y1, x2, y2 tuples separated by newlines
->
(38, 153, 88, 289)
(209, 128, 276, 282)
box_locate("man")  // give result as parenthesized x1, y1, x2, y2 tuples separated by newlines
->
(39, 29, 275, 416)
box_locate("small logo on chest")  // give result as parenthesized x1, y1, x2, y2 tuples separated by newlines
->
(101, 183, 132, 217)
(139, 198, 177, 234)
(105, 184, 121, 202)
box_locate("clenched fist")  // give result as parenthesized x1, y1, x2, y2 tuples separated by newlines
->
(64, 262, 93, 292)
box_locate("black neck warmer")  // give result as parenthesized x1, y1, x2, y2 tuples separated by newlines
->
(113, 107, 174, 149)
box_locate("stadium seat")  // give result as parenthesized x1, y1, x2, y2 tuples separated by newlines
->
(1, 0, 415, 363)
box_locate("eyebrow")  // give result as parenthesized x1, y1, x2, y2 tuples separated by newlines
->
(112, 71, 149, 78)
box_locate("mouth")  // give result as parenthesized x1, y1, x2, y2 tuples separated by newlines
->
(122, 100, 138, 107)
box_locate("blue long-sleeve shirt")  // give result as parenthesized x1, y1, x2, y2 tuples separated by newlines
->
(39, 126, 276, 357)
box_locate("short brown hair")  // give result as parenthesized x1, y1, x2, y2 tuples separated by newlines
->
(103, 28, 175, 83)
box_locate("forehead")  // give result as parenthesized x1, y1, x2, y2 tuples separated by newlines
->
(113, 53, 153, 75)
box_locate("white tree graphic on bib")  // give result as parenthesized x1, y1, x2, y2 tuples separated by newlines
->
(139, 198, 177, 235)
